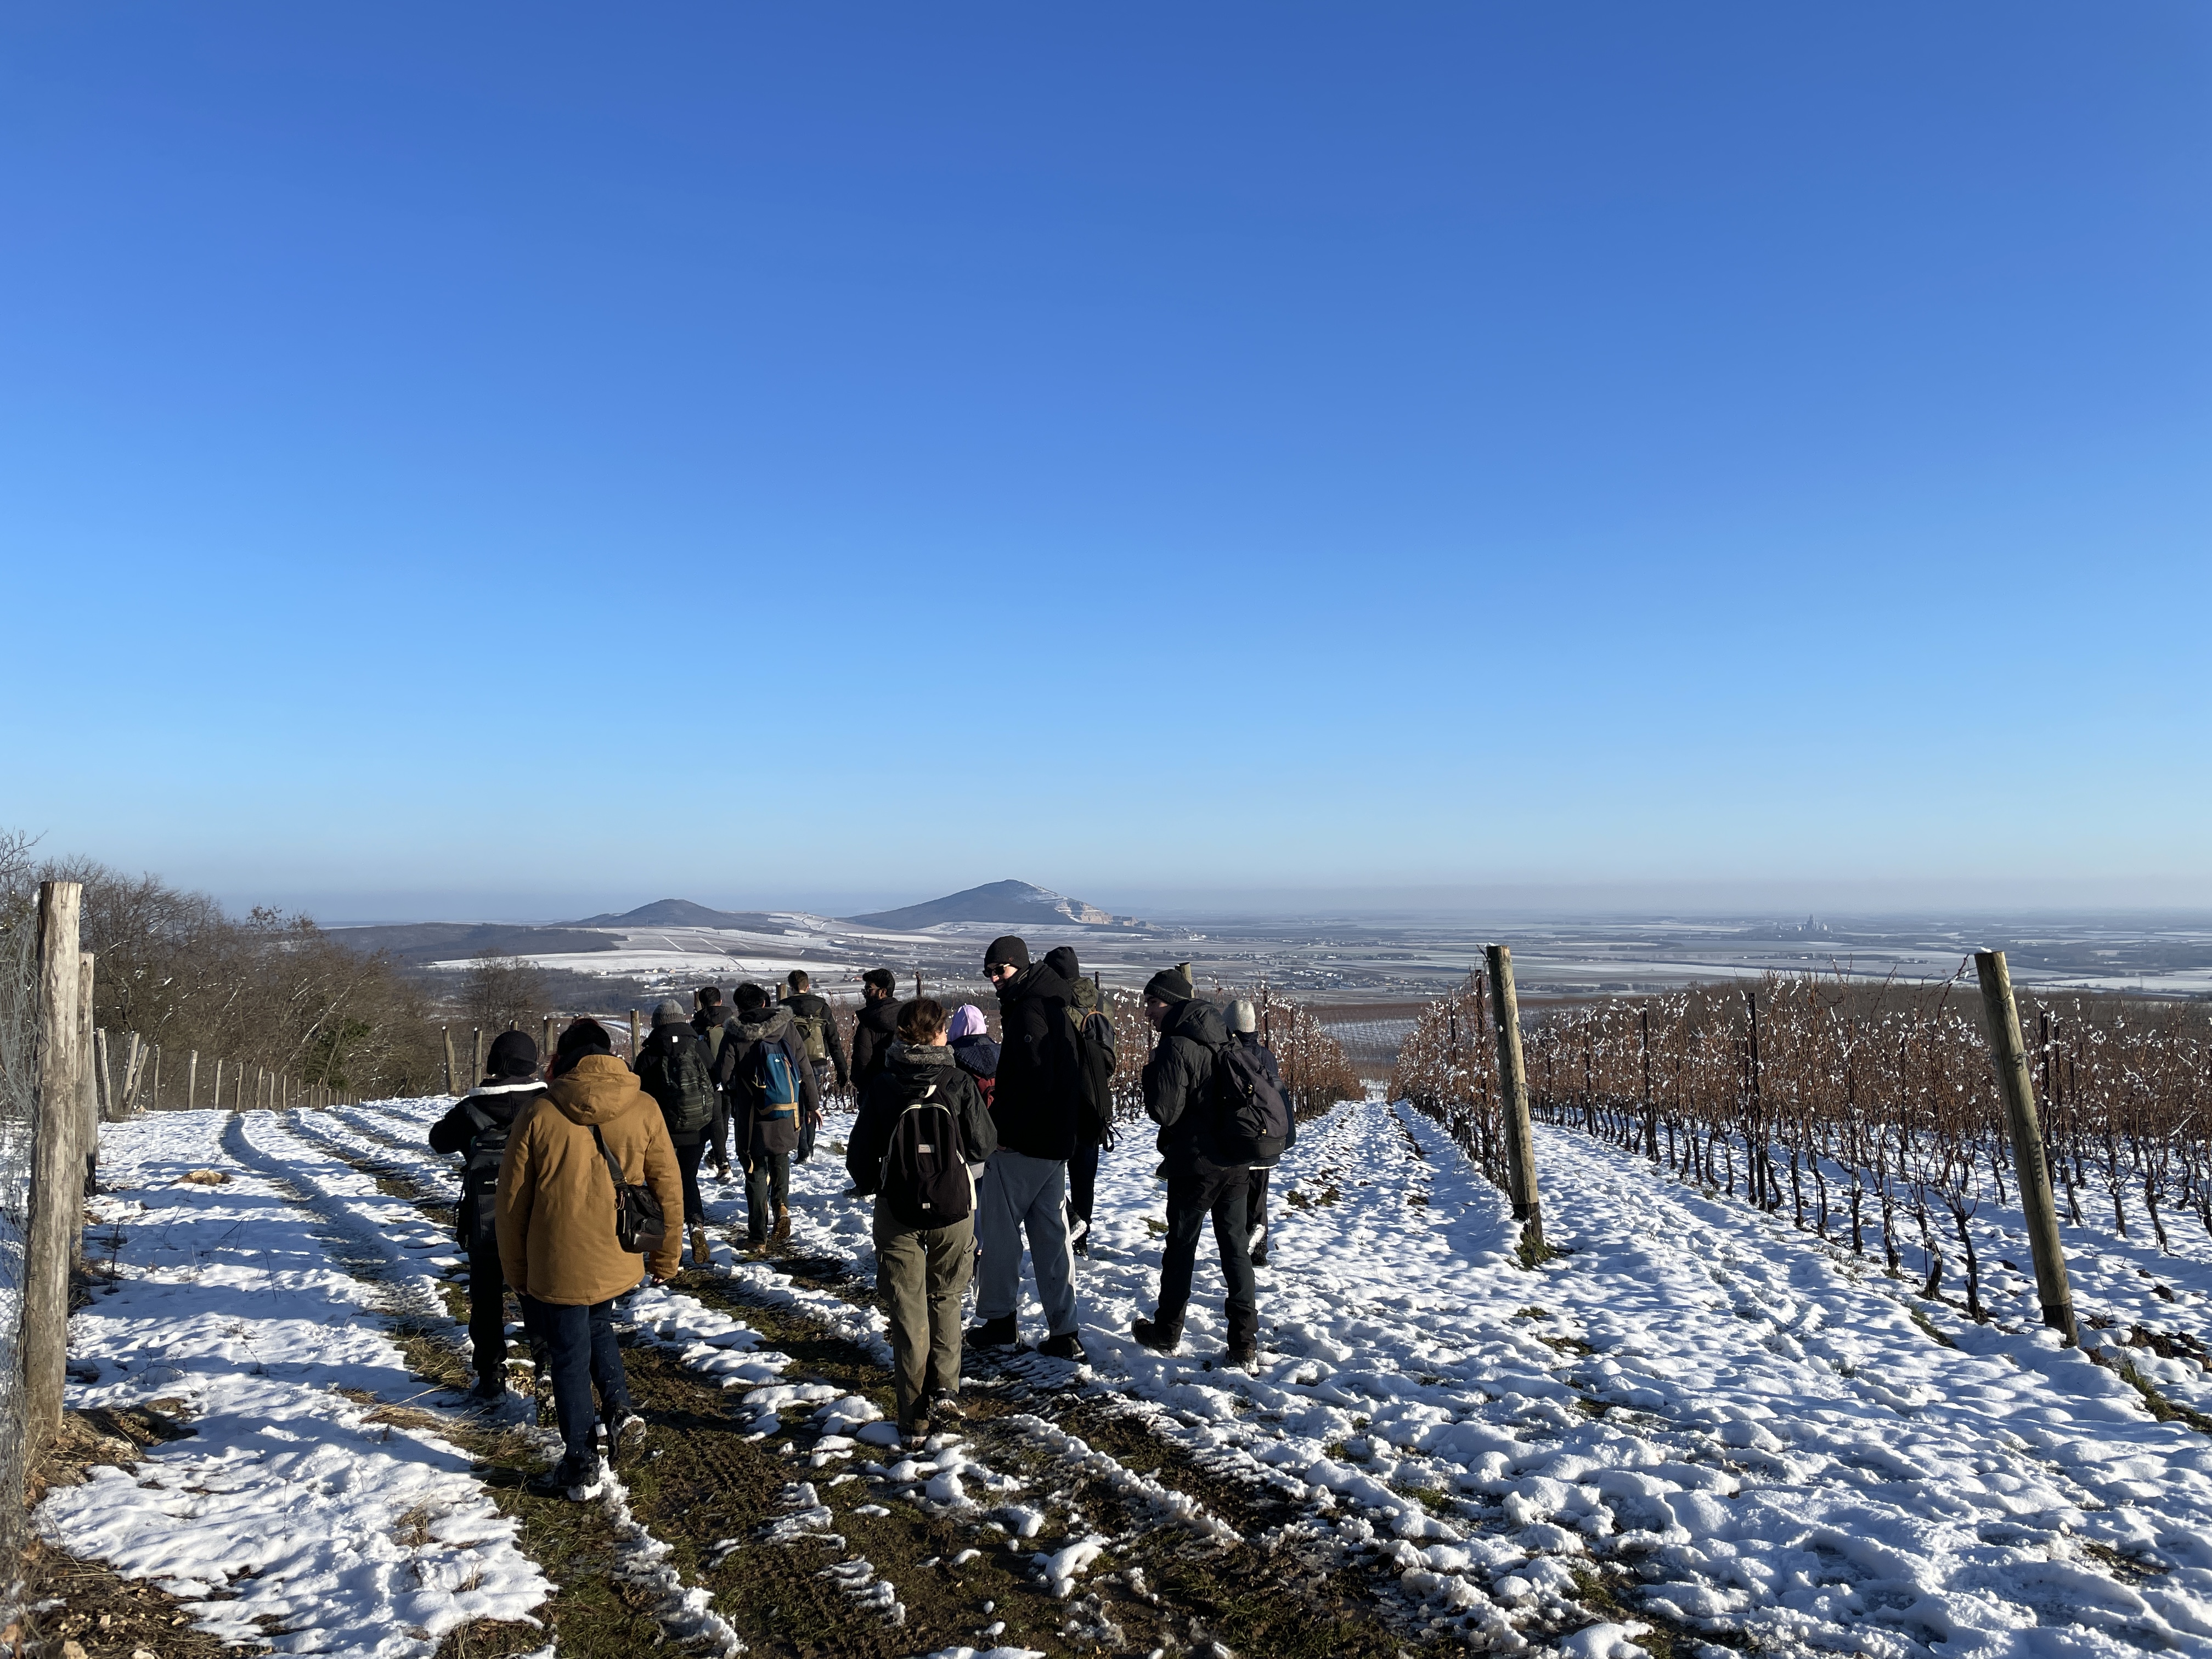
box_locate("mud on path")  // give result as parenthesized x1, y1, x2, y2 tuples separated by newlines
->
(298, 1103, 1459, 1656)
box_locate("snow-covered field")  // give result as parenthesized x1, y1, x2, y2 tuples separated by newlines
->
(36, 1094, 2212, 1658)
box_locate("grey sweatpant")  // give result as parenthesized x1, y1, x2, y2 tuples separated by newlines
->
(974, 1149, 1078, 1337)
(874, 1209, 974, 1425)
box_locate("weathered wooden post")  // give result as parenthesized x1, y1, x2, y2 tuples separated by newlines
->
(628, 1008, 641, 1062)
(187, 1049, 198, 1108)
(76, 954, 97, 1204)
(1974, 950, 2076, 1345)
(471, 1026, 486, 1084)
(24, 882, 84, 1455)
(1484, 944, 1544, 1257)
(542, 1013, 556, 1062)
(150, 1044, 161, 1109)
(442, 1025, 459, 1095)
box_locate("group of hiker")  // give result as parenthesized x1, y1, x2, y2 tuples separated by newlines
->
(428, 938, 1295, 1498)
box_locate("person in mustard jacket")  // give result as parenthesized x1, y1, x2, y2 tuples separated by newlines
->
(496, 1018, 684, 1499)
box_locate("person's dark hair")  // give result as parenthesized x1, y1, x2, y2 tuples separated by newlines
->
(787, 969, 811, 992)
(695, 985, 723, 1008)
(861, 967, 896, 997)
(896, 997, 949, 1045)
(551, 1017, 613, 1077)
(734, 981, 770, 1013)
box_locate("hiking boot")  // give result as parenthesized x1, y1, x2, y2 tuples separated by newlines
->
(1222, 1342, 1260, 1372)
(602, 1408, 646, 1464)
(770, 1205, 792, 1249)
(688, 1226, 712, 1268)
(1068, 1215, 1090, 1259)
(1039, 1330, 1087, 1364)
(900, 1417, 931, 1452)
(1249, 1244, 1270, 1268)
(467, 1373, 506, 1403)
(746, 1231, 769, 1255)
(1131, 1313, 1182, 1354)
(928, 1391, 966, 1420)
(966, 1314, 1017, 1348)
(527, 1454, 603, 1502)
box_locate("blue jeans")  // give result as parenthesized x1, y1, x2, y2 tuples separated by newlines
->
(522, 1294, 630, 1465)
(974, 1150, 1077, 1336)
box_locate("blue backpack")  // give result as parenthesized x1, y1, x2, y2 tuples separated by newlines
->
(755, 1043, 804, 1116)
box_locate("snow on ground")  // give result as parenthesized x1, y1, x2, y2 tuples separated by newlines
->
(39, 1109, 549, 1659)
(49, 1092, 2212, 1659)
(761, 1098, 2212, 1659)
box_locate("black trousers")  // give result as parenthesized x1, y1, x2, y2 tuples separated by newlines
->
(467, 1241, 507, 1380)
(1156, 1164, 1256, 1346)
(1247, 1165, 1272, 1246)
(674, 1139, 706, 1226)
(1068, 1137, 1101, 1229)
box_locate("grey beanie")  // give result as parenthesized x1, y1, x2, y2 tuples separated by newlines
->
(1228, 998, 1257, 1034)
(651, 999, 689, 1028)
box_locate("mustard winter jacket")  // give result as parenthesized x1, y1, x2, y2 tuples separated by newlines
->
(496, 1053, 685, 1299)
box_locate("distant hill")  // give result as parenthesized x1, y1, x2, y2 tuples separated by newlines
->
(566, 899, 788, 932)
(847, 879, 1131, 931)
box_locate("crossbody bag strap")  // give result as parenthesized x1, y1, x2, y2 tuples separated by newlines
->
(589, 1124, 628, 1190)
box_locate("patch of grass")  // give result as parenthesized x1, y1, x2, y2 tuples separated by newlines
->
(2081, 1539, 2172, 1582)
(1517, 1229, 1562, 1270)
(1515, 1306, 1550, 1321)
(2108, 1355, 2212, 1436)
(1390, 1483, 1453, 1516)
(1907, 1307, 1959, 1349)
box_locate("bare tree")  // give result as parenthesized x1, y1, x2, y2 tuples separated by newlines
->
(461, 953, 548, 1035)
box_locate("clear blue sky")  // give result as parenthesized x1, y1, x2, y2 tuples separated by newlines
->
(3, 4, 2207, 921)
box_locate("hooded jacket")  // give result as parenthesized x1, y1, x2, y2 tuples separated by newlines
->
(851, 994, 900, 1092)
(713, 1002, 821, 1156)
(635, 1021, 716, 1147)
(845, 1042, 1000, 1207)
(1143, 995, 1234, 1177)
(495, 1053, 684, 1299)
(993, 957, 1081, 1160)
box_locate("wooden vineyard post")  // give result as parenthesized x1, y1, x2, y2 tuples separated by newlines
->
(150, 1045, 161, 1110)
(76, 954, 97, 1206)
(472, 1027, 486, 1085)
(188, 1051, 198, 1108)
(1974, 950, 2077, 1345)
(542, 1014, 556, 1064)
(915, 972, 924, 1002)
(443, 1026, 460, 1095)
(1483, 944, 1545, 1259)
(628, 1009, 641, 1063)
(24, 882, 84, 1458)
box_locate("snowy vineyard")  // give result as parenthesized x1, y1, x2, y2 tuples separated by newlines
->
(32, 1089, 2212, 1658)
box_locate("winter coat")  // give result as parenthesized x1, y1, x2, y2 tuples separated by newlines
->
(782, 990, 849, 1085)
(850, 995, 901, 1092)
(635, 1023, 718, 1148)
(1144, 995, 1234, 1177)
(1234, 1029, 1295, 1152)
(951, 1032, 1000, 1113)
(429, 1077, 545, 1248)
(993, 958, 1081, 1161)
(845, 1043, 999, 1200)
(712, 1003, 821, 1158)
(495, 1053, 683, 1299)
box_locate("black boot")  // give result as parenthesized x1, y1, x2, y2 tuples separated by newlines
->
(1131, 1311, 1183, 1353)
(966, 1313, 1017, 1348)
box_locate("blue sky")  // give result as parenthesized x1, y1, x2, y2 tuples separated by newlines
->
(3, 3, 2207, 921)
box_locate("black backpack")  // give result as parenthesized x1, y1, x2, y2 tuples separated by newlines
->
(1066, 1008, 1117, 1150)
(455, 1101, 505, 1249)
(1214, 1041, 1289, 1168)
(644, 1030, 718, 1137)
(877, 1085, 975, 1229)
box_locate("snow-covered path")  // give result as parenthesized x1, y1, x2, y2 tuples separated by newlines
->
(39, 1110, 549, 1659)
(753, 1096, 2212, 1658)
(46, 1094, 2212, 1659)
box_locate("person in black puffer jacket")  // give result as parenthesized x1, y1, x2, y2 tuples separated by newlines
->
(1131, 964, 1257, 1368)
(968, 935, 1086, 1362)
(636, 1000, 719, 1268)
(429, 1030, 547, 1400)
(711, 982, 822, 1249)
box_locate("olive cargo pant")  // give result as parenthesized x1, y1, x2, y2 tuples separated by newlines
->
(873, 1207, 974, 1427)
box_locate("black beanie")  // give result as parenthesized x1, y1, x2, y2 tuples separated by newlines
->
(487, 1030, 538, 1077)
(1143, 963, 1194, 1003)
(984, 935, 1030, 971)
(861, 967, 897, 995)
(1043, 945, 1081, 983)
